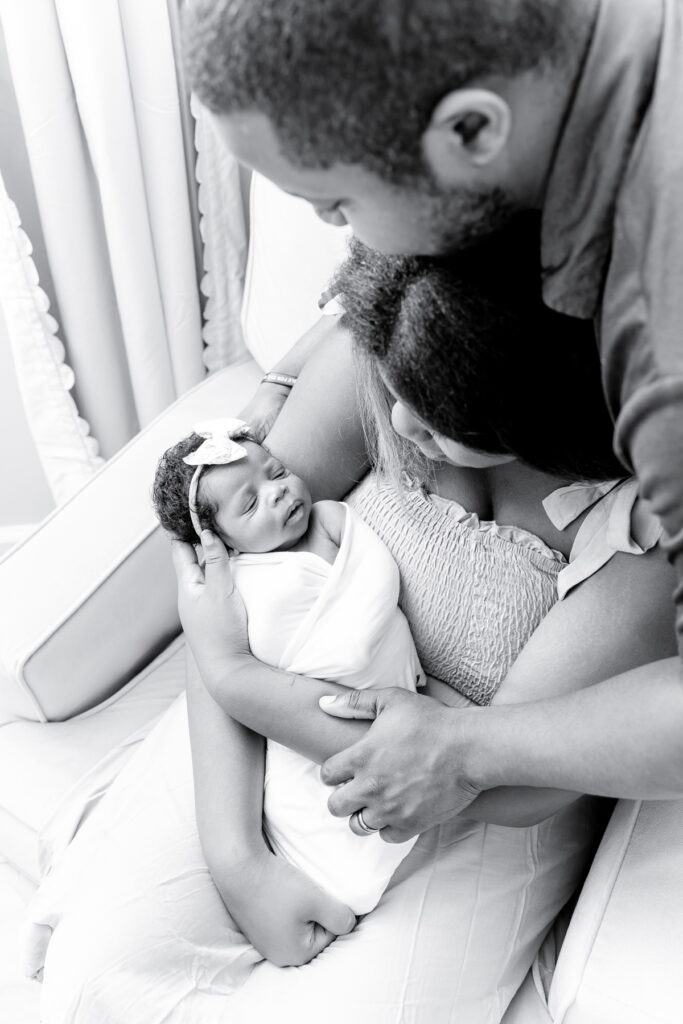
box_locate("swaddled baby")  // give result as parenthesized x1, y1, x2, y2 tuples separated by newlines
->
(153, 418, 423, 914)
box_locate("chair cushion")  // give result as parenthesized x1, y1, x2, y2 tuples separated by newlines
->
(546, 797, 683, 1023)
(0, 636, 186, 884)
(241, 172, 351, 369)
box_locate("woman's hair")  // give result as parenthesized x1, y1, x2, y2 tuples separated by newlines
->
(152, 434, 219, 544)
(332, 217, 623, 484)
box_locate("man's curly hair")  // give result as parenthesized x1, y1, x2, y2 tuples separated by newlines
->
(182, 0, 586, 184)
(152, 433, 219, 544)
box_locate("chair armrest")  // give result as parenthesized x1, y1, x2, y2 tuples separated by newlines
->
(547, 797, 683, 1023)
(0, 360, 261, 723)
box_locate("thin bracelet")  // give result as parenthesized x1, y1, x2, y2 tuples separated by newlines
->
(261, 371, 298, 388)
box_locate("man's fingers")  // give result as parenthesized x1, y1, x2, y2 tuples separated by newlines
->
(318, 688, 383, 720)
(348, 809, 383, 838)
(200, 531, 234, 594)
(170, 539, 204, 587)
(379, 825, 417, 845)
(320, 748, 357, 787)
(327, 779, 371, 818)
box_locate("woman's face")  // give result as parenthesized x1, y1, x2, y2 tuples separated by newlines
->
(389, 398, 517, 470)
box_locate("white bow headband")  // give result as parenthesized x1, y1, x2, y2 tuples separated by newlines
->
(183, 418, 254, 540)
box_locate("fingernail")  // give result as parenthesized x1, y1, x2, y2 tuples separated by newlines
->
(319, 696, 338, 707)
(201, 530, 216, 548)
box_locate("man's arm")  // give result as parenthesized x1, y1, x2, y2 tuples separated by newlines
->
(463, 542, 680, 823)
(178, 535, 678, 834)
(320, 543, 681, 835)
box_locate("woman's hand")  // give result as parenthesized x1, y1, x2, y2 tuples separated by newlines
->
(239, 381, 292, 441)
(171, 532, 252, 691)
(217, 846, 356, 967)
(319, 688, 482, 840)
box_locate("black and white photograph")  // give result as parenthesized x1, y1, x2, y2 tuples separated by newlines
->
(1, 1, 682, 1021)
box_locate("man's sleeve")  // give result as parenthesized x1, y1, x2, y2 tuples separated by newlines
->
(600, 178, 683, 658)
(616, 380, 683, 657)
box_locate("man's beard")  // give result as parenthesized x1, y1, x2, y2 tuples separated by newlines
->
(413, 182, 518, 254)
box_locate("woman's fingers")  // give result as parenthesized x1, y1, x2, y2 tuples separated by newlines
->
(326, 777, 370, 818)
(200, 530, 234, 595)
(170, 539, 204, 588)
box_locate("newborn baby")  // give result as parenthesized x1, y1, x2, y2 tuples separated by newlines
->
(153, 418, 423, 914)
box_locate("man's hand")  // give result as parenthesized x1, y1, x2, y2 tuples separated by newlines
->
(239, 381, 291, 441)
(171, 531, 251, 691)
(218, 846, 356, 967)
(319, 688, 481, 840)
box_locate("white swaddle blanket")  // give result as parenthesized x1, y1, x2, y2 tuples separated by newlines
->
(231, 503, 423, 914)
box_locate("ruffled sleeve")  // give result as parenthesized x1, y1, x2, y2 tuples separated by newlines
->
(543, 478, 663, 599)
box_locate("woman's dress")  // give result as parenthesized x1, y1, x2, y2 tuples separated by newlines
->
(28, 476, 660, 1024)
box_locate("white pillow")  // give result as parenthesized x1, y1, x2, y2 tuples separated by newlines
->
(241, 172, 351, 369)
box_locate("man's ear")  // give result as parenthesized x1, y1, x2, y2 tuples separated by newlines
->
(422, 88, 511, 183)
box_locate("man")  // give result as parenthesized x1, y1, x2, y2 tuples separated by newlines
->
(178, 0, 683, 839)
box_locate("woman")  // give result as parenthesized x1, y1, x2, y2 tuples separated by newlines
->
(34, 222, 676, 1023)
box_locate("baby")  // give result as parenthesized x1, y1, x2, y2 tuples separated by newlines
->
(153, 418, 423, 914)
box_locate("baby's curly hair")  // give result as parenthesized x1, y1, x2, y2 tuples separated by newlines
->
(152, 433, 219, 544)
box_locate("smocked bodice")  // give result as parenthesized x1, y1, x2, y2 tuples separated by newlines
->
(347, 476, 564, 705)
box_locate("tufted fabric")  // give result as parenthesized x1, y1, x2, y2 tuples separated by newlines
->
(347, 476, 563, 705)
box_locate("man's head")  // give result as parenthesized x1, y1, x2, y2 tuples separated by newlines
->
(183, 0, 592, 252)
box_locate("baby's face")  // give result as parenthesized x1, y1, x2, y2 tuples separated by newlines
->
(199, 442, 312, 553)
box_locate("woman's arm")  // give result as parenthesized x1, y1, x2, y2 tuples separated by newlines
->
(183, 491, 678, 828)
(186, 648, 265, 876)
(238, 313, 351, 442)
(176, 316, 372, 763)
(264, 314, 368, 500)
(177, 534, 372, 764)
(186, 648, 356, 965)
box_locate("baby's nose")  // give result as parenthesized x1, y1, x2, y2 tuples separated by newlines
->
(270, 481, 287, 504)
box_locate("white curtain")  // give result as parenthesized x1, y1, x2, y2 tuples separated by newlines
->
(0, 0, 248, 501)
